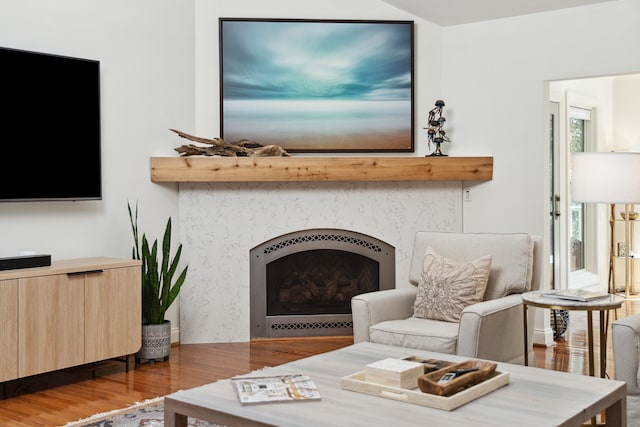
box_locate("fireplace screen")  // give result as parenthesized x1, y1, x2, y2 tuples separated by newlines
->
(250, 229, 395, 338)
(267, 249, 379, 316)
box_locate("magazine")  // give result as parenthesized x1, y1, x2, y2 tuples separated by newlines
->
(231, 374, 321, 405)
(542, 289, 610, 302)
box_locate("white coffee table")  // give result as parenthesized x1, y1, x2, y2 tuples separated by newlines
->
(164, 342, 626, 427)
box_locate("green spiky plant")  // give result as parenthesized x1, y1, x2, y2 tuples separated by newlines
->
(128, 201, 188, 325)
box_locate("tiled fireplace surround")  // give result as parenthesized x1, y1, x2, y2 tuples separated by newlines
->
(178, 180, 462, 344)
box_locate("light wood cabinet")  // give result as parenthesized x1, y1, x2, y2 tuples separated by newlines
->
(0, 279, 18, 382)
(84, 266, 141, 363)
(19, 272, 85, 377)
(0, 257, 141, 381)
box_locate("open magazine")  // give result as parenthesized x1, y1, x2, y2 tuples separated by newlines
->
(542, 289, 610, 302)
(231, 374, 321, 405)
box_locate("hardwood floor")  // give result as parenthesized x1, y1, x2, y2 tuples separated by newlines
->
(535, 297, 639, 377)
(2, 299, 639, 427)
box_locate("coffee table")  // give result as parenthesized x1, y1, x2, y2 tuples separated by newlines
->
(164, 342, 626, 427)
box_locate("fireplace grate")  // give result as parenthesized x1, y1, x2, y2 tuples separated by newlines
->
(263, 233, 383, 255)
(270, 320, 353, 331)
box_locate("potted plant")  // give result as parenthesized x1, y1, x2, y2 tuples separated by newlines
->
(128, 201, 188, 362)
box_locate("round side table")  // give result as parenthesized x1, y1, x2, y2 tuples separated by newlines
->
(522, 290, 624, 378)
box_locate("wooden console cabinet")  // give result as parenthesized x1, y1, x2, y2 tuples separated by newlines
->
(0, 257, 141, 382)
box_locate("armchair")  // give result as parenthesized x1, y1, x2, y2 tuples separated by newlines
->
(351, 232, 543, 365)
(612, 314, 640, 395)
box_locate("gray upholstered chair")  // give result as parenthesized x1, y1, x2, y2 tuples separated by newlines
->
(612, 316, 640, 425)
(351, 231, 543, 365)
(612, 314, 640, 395)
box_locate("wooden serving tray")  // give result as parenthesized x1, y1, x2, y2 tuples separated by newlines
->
(341, 369, 509, 411)
(418, 360, 497, 396)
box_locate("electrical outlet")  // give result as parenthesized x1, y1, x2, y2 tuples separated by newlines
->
(463, 187, 472, 202)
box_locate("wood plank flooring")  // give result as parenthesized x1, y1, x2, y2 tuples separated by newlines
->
(1, 299, 638, 427)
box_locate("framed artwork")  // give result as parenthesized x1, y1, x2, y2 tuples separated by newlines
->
(219, 18, 414, 153)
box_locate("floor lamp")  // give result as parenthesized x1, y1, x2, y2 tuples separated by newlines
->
(571, 152, 640, 298)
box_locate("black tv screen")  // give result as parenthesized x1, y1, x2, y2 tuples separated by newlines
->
(0, 47, 101, 201)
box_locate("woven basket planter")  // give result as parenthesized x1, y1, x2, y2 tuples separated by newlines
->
(550, 309, 570, 339)
(136, 320, 171, 363)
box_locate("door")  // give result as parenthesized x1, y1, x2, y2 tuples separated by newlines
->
(550, 98, 595, 291)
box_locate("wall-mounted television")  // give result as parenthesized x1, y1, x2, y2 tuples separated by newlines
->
(0, 47, 101, 202)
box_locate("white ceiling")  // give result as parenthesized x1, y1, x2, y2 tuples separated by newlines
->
(381, 0, 620, 26)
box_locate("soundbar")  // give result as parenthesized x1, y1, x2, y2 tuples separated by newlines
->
(0, 254, 51, 271)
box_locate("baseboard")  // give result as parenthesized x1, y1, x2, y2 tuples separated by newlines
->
(171, 327, 180, 344)
(532, 326, 555, 347)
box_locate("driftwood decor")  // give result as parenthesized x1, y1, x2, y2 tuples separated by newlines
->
(170, 129, 290, 157)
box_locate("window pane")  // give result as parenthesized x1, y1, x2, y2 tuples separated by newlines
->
(570, 118, 585, 271)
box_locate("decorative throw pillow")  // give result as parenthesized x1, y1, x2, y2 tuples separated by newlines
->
(413, 247, 492, 322)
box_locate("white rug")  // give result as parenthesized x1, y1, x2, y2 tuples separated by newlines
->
(60, 396, 220, 427)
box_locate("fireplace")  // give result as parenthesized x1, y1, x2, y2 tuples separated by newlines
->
(250, 228, 395, 338)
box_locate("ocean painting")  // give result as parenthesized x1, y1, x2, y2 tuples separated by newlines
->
(219, 19, 414, 152)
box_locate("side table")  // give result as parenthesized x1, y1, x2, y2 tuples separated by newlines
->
(522, 290, 624, 378)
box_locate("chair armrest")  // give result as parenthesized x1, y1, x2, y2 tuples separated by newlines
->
(351, 288, 417, 343)
(612, 315, 640, 395)
(457, 294, 528, 364)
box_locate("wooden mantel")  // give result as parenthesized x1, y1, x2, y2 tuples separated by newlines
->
(150, 156, 493, 183)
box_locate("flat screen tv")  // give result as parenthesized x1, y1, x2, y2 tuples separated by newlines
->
(0, 46, 101, 202)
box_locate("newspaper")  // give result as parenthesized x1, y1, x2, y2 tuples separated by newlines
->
(231, 374, 321, 405)
(542, 289, 609, 302)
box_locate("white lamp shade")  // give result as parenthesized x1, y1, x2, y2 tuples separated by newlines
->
(571, 152, 640, 204)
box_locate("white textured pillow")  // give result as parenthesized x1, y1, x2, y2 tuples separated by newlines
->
(414, 246, 492, 322)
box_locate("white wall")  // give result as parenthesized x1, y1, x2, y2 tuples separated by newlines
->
(3, 0, 640, 343)
(440, 1, 640, 345)
(0, 0, 195, 328)
(442, 0, 640, 237)
(0, 0, 195, 257)
(613, 77, 640, 151)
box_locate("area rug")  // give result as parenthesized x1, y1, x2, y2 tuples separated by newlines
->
(60, 396, 220, 427)
(63, 395, 640, 426)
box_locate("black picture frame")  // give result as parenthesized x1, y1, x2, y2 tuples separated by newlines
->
(219, 18, 414, 153)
